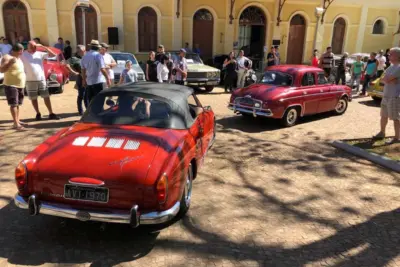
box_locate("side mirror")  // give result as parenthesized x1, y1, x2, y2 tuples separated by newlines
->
(203, 105, 212, 111)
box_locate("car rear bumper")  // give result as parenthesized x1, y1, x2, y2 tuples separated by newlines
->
(367, 88, 383, 98)
(228, 103, 274, 117)
(186, 78, 220, 87)
(14, 194, 180, 227)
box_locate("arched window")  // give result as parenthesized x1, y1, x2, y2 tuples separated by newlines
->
(138, 7, 158, 52)
(372, 19, 384, 34)
(3, 0, 30, 44)
(287, 14, 306, 64)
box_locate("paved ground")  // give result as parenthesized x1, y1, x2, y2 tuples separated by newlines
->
(0, 84, 399, 267)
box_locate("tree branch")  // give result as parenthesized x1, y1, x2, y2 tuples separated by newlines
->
(321, 0, 335, 24)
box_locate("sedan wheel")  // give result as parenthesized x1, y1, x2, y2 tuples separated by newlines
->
(178, 164, 193, 217)
(281, 107, 299, 127)
(334, 97, 348, 115)
(204, 86, 214, 92)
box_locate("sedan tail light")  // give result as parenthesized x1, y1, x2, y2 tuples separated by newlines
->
(156, 173, 168, 204)
(15, 162, 27, 191)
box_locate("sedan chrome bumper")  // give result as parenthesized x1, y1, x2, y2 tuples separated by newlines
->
(14, 194, 180, 227)
(228, 104, 274, 117)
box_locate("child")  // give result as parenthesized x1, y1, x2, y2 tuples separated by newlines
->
(118, 60, 137, 85)
(350, 55, 363, 92)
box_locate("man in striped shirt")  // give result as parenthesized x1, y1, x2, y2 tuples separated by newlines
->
(336, 52, 349, 85)
(319, 46, 335, 78)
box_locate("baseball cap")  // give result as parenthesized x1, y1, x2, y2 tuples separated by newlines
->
(179, 48, 187, 53)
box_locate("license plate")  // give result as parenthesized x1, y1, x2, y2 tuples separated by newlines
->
(64, 184, 109, 203)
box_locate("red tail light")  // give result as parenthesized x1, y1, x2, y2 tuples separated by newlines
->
(156, 173, 168, 204)
(15, 162, 27, 190)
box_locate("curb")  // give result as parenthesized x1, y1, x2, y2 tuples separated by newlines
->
(331, 140, 400, 173)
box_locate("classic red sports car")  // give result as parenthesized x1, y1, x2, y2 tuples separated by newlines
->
(14, 83, 216, 227)
(38, 46, 69, 94)
(228, 65, 352, 127)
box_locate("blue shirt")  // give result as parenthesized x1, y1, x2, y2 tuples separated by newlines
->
(173, 57, 188, 81)
(81, 50, 106, 86)
(121, 68, 138, 84)
(54, 43, 64, 51)
(365, 59, 378, 75)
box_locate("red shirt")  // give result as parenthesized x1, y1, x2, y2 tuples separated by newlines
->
(312, 56, 319, 67)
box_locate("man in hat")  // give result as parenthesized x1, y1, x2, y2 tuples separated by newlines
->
(21, 41, 60, 120)
(155, 44, 165, 62)
(100, 42, 116, 85)
(173, 48, 188, 85)
(81, 40, 111, 103)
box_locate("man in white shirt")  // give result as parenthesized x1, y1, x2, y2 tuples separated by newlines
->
(0, 38, 12, 55)
(377, 50, 387, 78)
(236, 50, 252, 88)
(100, 42, 116, 85)
(21, 41, 60, 120)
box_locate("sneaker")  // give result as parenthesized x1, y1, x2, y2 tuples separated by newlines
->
(48, 113, 61, 120)
(35, 113, 42, 121)
(372, 132, 385, 140)
(385, 138, 400, 145)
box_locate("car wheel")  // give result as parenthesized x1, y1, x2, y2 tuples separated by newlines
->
(240, 112, 252, 117)
(334, 97, 348, 115)
(204, 86, 214, 92)
(178, 164, 193, 217)
(372, 96, 382, 103)
(281, 107, 299, 127)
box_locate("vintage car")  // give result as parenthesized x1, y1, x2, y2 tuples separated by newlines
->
(228, 65, 352, 127)
(169, 51, 220, 92)
(109, 52, 146, 83)
(367, 72, 385, 102)
(38, 47, 69, 94)
(14, 83, 216, 227)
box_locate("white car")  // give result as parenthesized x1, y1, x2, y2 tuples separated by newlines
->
(109, 52, 146, 83)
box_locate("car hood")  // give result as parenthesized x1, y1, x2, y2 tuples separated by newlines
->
(234, 83, 289, 100)
(113, 63, 144, 75)
(187, 64, 219, 72)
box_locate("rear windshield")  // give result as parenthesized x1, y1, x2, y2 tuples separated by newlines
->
(110, 53, 138, 65)
(170, 53, 203, 64)
(260, 71, 293, 86)
(82, 92, 172, 128)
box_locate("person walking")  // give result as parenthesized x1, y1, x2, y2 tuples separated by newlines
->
(350, 55, 364, 92)
(311, 49, 319, 67)
(236, 50, 252, 88)
(100, 42, 116, 85)
(361, 52, 378, 96)
(65, 45, 87, 115)
(155, 44, 165, 62)
(336, 52, 349, 85)
(223, 51, 237, 93)
(166, 52, 174, 82)
(146, 51, 158, 82)
(184, 42, 192, 53)
(266, 47, 278, 67)
(118, 60, 138, 85)
(173, 48, 188, 85)
(384, 48, 391, 69)
(21, 41, 60, 120)
(81, 40, 111, 103)
(54, 37, 64, 51)
(372, 47, 400, 144)
(63, 40, 72, 60)
(157, 55, 170, 83)
(319, 46, 335, 78)
(376, 50, 386, 78)
(0, 43, 26, 130)
(274, 46, 281, 65)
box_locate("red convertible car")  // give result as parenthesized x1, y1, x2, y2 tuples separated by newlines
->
(14, 83, 216, 227)
(228, 65, 352, 127)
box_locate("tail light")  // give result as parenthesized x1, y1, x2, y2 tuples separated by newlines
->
(15, 161, 27, 190)
(156, 173, 168, 204)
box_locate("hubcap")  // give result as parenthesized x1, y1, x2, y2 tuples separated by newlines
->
(336, 100, 346, 113)
(287, 109, 298, 124)
(184, 170, 193, 207)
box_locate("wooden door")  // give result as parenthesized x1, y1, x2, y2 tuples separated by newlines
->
(138, 7, 157, 52)
(332, 18, 346, 55)
(286, 15, 306, 64)
(75, 6, 98, 46)
(193, 9, 214, 60)
(3, 0, 30, 44)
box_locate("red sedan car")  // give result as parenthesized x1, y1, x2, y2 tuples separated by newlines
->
(229, 65, 352, 127)
(14, 83, 216, 227)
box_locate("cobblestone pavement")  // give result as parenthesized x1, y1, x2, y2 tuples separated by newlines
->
(0, 84, 399, 267)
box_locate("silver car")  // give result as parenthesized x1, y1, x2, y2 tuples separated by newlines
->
(109, 52, 146, 83)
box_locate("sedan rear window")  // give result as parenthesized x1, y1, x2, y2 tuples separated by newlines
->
(260, 71, 293, 86)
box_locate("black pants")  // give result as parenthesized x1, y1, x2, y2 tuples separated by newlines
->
(362, 74, 375, 94)
(175, 80, 184, 85)
(86, 83, 105, 103)
(377, 70, 384, 78)
(335, 70, 346, 85)
(224, 73, 237, 92)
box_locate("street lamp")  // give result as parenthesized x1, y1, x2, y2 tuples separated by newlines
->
(313, 7, 324, 53)
(77, 0, 90, 45)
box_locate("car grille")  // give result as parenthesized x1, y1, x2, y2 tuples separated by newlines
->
(187, 72, 207, 79)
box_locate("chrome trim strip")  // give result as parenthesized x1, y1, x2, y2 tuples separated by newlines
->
(68, 180, 105, 187)
(14, 194, 180, 225)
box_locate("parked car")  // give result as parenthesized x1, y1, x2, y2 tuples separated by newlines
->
(228, 65, 352, 127)
(14, 82, 216, 227)
(169, 51, 220, 92)
(367, 72, 385, 102)
(38, 47, 69, 94)
(109, 52, 146, 83)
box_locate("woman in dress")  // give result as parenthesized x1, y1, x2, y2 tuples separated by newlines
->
(157, 55, 170, 83)
(118, 60, 138, 85)
(146, 51, 158, 82)
(223, 51, 237, 93)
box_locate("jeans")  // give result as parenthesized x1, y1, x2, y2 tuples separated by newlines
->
(335, 70, 346, 85)
(362, 74, 375, 94)
(350, 73, 362, 91)
(175, 80, 184, 85)
(86, 83, 105, 103)
(77, 85, 88, 114)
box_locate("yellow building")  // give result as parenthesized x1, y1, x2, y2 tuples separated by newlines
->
(0, 0, 399, 64)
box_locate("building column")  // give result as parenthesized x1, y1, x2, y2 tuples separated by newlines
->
(45, 0, 59, 46)
(355, 5, 369, 52)
(394, 11, 400, 47)
(224, 0, 234, 53)
(172, 0, 183, 49)
(112, 0, 124, 50)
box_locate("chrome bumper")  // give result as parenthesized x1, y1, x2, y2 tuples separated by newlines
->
(14, 194, 180, 227)
(47, 81, 61, 88)
(186, 78, 220, 86)
(228, 104, 274, 117)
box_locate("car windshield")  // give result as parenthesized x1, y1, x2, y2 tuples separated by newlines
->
(170, 53, 202, 64)
(82, 92, 172, 128)
(260, 71, 293, 86)
(45, 53, 63, 62)
(110, 53, 138, 65)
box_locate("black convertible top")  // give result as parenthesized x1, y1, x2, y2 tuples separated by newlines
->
(88, 82, 195, 129)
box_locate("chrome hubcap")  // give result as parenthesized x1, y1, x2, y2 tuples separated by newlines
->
(184, 171, 193, 207)
(287, 109, 297, 124)
(336, 100, 346, 113)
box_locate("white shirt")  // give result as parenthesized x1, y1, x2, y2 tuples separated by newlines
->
(236, 56, 251, 69)
(21, 51, 47, 81)
(0, 44, 12, 55)
(377, 55, 386, 71)
(157, 63, 169, 82)
(103, 53, 115, 80)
